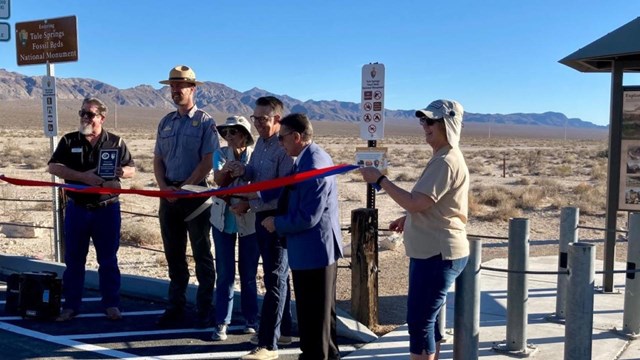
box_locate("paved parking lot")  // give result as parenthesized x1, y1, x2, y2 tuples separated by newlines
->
(0, 282, 361, 359)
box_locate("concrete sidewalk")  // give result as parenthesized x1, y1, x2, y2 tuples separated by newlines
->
(344, 256, 640, 359)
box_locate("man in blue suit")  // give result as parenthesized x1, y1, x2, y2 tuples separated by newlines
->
(262, 113, 343, 360)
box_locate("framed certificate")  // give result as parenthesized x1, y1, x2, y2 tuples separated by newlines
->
(97, 149, 119, 179)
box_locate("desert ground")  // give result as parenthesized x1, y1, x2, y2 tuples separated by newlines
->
(0, 102, 625, 334)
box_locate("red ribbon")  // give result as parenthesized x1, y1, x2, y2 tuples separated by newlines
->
(0, 164, 358, 199)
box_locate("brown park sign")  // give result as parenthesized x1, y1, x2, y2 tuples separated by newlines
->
(15, 15, 78, 66)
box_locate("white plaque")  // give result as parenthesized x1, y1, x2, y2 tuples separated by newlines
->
(42, 76, 58, 137)
(360, 63, 385, 140)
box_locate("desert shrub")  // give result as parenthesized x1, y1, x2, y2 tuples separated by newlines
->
(394, 171, 419, 182)
(570, 182, 606, 215)
(549, 164, 573, 177)
(468, 192, 481, 216)
(22, 147, 50, 169)
(512, 177, 531, 186)
(473, 186, 512, 207)
(572, 182, 592, 195)
(561, 152, 578, 165)
(467, 161, 486, 175)
(0, 140, 49, 169)
(534, 178, 563, 197)
(478, 199, 520, 222)
(520, 150, 542, 175)
(515, 186, 545, 210)
(136, 159, 154, 173)
(120, 221, 161, 246)
(590, 162, 607, 181)
(596, 148, 608, 158)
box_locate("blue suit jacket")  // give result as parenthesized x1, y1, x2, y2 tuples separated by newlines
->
(274, 142, 343, 270)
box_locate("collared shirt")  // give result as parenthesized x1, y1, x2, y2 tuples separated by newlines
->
(244, 134, 294, 213)
(403, 145, 469, 260)
(154, 106, 219, 182)
(293, 143, 311, 169)
(48, 129, 134, 205)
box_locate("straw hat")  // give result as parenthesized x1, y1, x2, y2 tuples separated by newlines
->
(159, 65, 203, 85)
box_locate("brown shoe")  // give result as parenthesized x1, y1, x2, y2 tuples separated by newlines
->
(55, 308, 77, 322)
(105, 307, 122, 320)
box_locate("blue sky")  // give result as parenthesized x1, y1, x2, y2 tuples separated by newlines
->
(1, 1, 639, 126)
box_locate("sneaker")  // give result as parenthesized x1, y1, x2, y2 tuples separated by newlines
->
(250, 334, 292, 346)
(278, 335, 292, 345)
(240, 347, 278, 360)
(155, 308, 184, 328)
(105, 307, 122, 320)
(211, 324, 228, 341)
(243, 324, 257, 334)
(55, 308, 77, 322)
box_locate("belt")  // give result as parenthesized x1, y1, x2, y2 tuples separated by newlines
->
(74, 197, 119, 210)
(166, 180, 185, 187)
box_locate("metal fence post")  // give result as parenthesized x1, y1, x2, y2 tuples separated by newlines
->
(493, 218, 537, 356)
(454, 237, 481, 360)
(564, 242, 595, 360)
(554, 207, 579, 320)
(623, 212, 640, 336)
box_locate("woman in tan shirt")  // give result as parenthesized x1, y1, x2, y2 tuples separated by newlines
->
(360, 99, 469, 360)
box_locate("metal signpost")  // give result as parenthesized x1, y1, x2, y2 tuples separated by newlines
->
(15, 15, 78, 262)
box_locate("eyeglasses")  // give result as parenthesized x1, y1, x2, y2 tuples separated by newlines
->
(79, 110, 100, 119)
(250, 115, 272, 124)
(277, 131, 295, 142)
(220, 128, 239, 137)
(419, 117, 444, 126)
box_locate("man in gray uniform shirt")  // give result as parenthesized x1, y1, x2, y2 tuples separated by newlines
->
(153, 65, 219, 329)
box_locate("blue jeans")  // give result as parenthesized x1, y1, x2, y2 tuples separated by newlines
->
(255, 211, 293, 350)
(212, 227, 260, 326)
(62, 199, 121, 312)
(407, 254, 468, 355)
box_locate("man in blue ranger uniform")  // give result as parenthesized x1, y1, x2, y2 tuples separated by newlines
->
(153, 65, 219, 328)
(48, 97, 135, 322)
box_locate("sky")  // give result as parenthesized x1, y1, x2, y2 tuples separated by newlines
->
(1, 1, 639, 126)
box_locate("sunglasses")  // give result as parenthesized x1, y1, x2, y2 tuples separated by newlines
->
(220, 128, 239, 137)
(277, 131, 295, 142)
(419, 117, 444, 126)
(250, 115, 272, 124)
(79, 110, 100, 119)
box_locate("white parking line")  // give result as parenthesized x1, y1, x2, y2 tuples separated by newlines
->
(0, 321, 151, 359)
(0, 296, 103, 305)
(0, 310, 163, 321)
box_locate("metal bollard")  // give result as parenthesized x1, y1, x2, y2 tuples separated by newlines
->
(493, 218, 537, 356)
(454, 238, 481, 360)
(623, 212, 640, 336)
(554, 207, 579, 321)
(564, 242, 595, 360)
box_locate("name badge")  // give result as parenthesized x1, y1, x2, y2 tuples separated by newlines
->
(71, 147, 82, 153)
(97, 149, 119, 179)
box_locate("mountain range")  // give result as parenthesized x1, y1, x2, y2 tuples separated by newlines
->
(0, 69, 605, 129)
